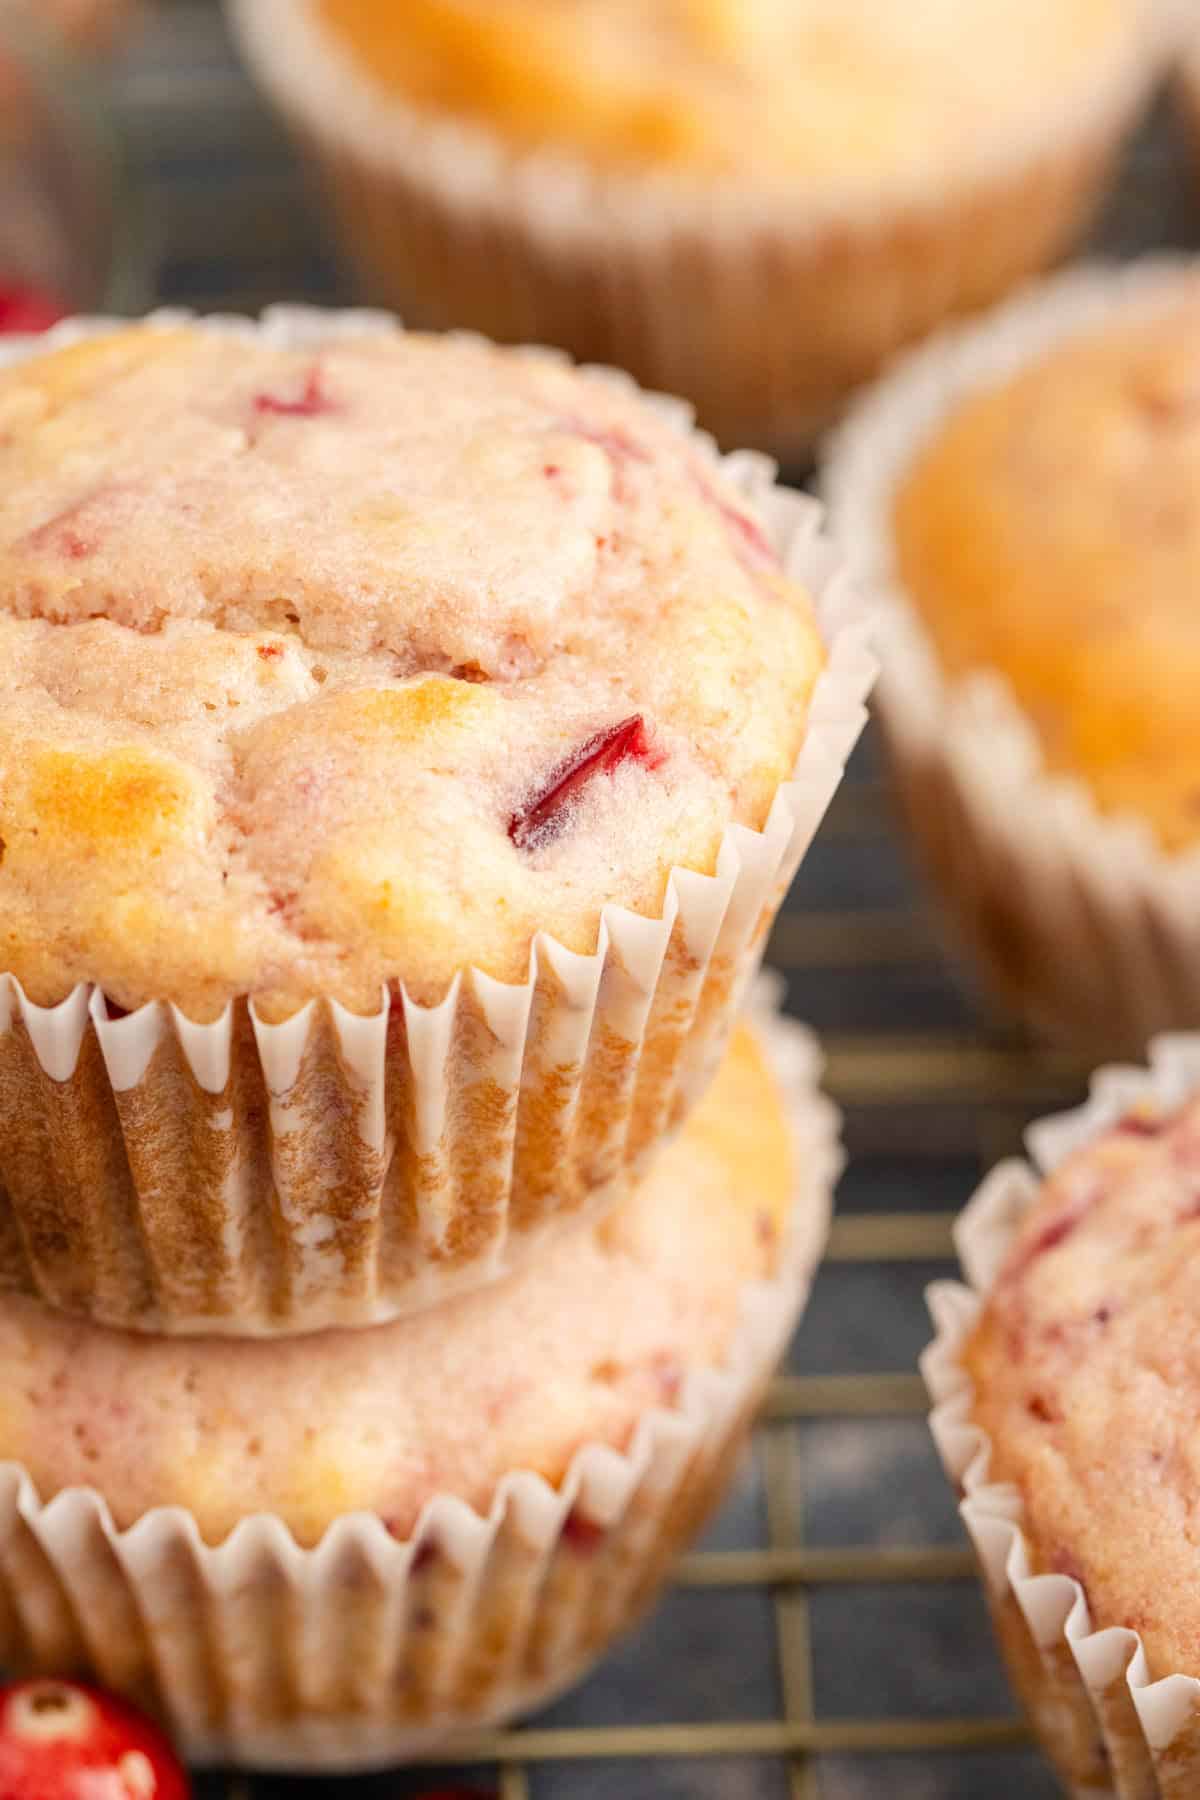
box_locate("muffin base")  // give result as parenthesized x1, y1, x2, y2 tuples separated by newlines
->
(826, 257, 1200, 1060)
(0, 306, 873, 1337)
(924, 1034, 1200, 1797)
(0, 1003, 837, 1770)
(226, 0, 1170, 459)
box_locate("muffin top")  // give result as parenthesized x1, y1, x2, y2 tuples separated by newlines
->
(966, 1090, 1200, 1679)
(0, 1024, 798, 1546)
(893, 288, 1200, 852)
(314, 0, 1140, 189)
(0, 321, 823, 1017)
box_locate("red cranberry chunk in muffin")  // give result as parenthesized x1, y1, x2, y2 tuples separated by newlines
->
(967, 1092, 1200, 1680)
(0, 324, 824, 1018)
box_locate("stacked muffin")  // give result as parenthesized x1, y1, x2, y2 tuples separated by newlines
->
(0, 307, 871, 1765)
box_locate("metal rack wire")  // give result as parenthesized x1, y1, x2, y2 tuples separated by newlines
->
(105, 11, 1200, 1794)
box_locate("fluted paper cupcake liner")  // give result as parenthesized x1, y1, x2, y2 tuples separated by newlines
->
(826, 256, 1200, 1060)
(226, 0, 1173, 460)
(0, 1001, 837, 1772)
(924, 1034, 1200, 1797)
(0, 304, 871, 1335)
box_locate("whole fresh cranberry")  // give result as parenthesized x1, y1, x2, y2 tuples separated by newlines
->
(0, 285, 67, 334)
(0, 1679, 190, 1799)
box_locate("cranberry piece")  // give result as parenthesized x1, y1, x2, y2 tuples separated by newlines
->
(509, 714, 658, 852)
(408, 1535, 439, 1573)
(0, 1679, 189, 1799)
(718, 499, 777, 571)
(253, 367, 331, 418)
(0, 284, 66, 334)
(1003, 1183, 1099, 1282)
(691, 469, 779, 574)
(562, 1508, 606, 1553)
(1116, 1109, 1166, 1136)
(566, 419, 651, 466)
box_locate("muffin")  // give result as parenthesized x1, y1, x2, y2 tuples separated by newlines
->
(0, 305, 870, 1334)
(925, 1034, 1200, 1795)
(826, 258, 1200, 1057)
(0, 1010, 838, 1770)
(225, 0, 1169, 459)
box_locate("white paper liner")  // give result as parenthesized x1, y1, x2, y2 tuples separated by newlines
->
(923, 1034, 1200, 1797)
(0, 303, 872, 1335)
(225, 0, 1174, 455)
(0, 998, 839, 1772)
(825, 256, 1200, 1059)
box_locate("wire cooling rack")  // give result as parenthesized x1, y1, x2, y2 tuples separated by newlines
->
(95, 9, 1200, 1794)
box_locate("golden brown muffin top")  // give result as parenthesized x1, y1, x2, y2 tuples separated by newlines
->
(894, 289, 1200, 852)
(315, 0, 1141, 187)
(0, 320, 822, 1017)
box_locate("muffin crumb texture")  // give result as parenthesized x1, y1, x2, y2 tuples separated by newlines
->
(0, 1024, 794, 1545)
(0, 324, 823, 1016)
(967, 1090, 1200, 1678)
(894, 290, 1200, 853)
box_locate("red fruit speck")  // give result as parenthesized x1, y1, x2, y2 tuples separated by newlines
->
(693, 470, 778, 574)
(562, 1508, 606, 1553)
(0, 284, 67, 335)
(1117, 1109, 1166, 1136)
(0, 1678, 190, 1800)
(26, 492, 105, 561)
(568, 419, 651, 465)
(257, 642, 283, 660)
(409, 1535, 440, 1573)
(509, 714, 660, 852)
(1003, 1183, 1099, 1283)
(253, 366, 332, 418)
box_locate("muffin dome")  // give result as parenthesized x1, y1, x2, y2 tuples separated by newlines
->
(892, 281, 1200, 853)
(0, 320, 823, 1018)
(315, 0, 1145, 192)
(0, 1024, 801, 1546)
(965, 1087, 1200, 1680)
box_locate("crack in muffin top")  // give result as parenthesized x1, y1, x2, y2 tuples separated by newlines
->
(0, 322, 823, 1018)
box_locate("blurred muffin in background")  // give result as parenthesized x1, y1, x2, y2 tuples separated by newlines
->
(826, 259, 1200, 1057)
(227, 0, 1170, 458)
